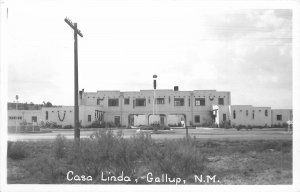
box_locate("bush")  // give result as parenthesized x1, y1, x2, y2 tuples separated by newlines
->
(53, 134, 67, 159)
(168, 123, 182, 127)
(141, 124, 170, 131)
(63, 125, 73, 129)
(282, 122, 289, 128)
(219, 120, 231, 129)
(85, 121, 105, 128)
(41, 122, 62, 129)
(198, 121, 218, 128)
(272, 123, 289, 128)
(105, 121, 116, 128)
(8, 141, 28, 160)
(147, 137, 206, 180)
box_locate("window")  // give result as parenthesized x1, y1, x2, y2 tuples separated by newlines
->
(108, 99, 119, 107)
(97, 98, 101, 105)
(169, 96, 171, 104)
(195, 98, 205, 106)
(233, 110, 236, 119)
(277, 115, 282, 121)
(124, 98, 130, 105)
(136, 98, 146, 106)
(32, 116, 37, 122)
(252, 110, 255, 119)
(88, 115, 91, 122)
(46, 111, 48, 120)
(156, 98, 165, 104)
(218, 98, 224, 105)
(246, 110, 248, 116)
(265, 110, 268, 117)
(9, 116, 22, 120)
(188, 98, 190, 106)
(174, 98, 184, 106)
(194, 115, 200, 123)
(223, 114, 226, 121)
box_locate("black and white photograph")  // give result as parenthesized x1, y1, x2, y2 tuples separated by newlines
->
(0, 0, 299, 192)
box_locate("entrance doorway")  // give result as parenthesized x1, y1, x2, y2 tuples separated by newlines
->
(160, 116, 165, 126)
(114, 116, 120, 127)
(128, 115, 134, 126)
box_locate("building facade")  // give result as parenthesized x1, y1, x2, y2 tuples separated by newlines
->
(213, 105, 272, 127)
(271, 109, 293, 127)
(7, 87, 293, 128)
(79, 88, 231, 127)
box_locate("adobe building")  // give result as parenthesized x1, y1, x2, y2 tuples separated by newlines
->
(79, 87, 231, 127)
(8, 86, 293, 129)
(213, 105, 272, 127)
(271, 109, 293, 127)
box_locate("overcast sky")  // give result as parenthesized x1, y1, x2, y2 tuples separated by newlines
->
(5, 0, 293, 109)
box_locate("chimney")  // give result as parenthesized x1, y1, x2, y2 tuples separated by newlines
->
(79, 88, 84, 99)
(174, 86, 179, 91)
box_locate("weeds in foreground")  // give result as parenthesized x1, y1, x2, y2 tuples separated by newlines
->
(53, 134, 68, 159)
(7, 131, 292, 184)
(7, 141, 28, 160)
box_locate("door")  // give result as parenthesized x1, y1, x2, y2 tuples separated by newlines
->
(128, 115, 134, 126)
(160, 116, 165, 126)
(223, 114, 226, 121)
(114, 116, 120, 127)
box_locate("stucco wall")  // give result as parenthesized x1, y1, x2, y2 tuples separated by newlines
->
(80, 89, 230, 126)
(271, 109, 293, 126)
(230, 105, 271, 127)
(8, 110, 42, 126)
(41, 106, 100, 127)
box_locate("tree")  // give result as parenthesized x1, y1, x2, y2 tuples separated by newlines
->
(46, 102, 53, 107)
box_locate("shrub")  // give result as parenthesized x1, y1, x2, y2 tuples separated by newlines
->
(236, 124, 248, 131)
(105, 121, 116, 128)
(147, 137, 206, 180)
(42, 122, 62, 129)
(85, 121, 106, 128)
(8, 141, 28, 160)
(272, 123, 288, 128)
(53, 134, 67, 159)
(282, 122, 289, 128)
(198, 121, 218, 128)
(219, 120, 231, 129)
(168, 123, 182, 127)
(63, 125, 73, 129)
(209, 123, 219, 128)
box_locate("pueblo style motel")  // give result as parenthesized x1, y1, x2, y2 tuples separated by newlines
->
(8, 86, 293, 128)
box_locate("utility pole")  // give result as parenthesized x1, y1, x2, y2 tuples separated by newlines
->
(64, 17, 83, 142)
(15, 95, 19, 133)
(153, 75, 157, 116)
